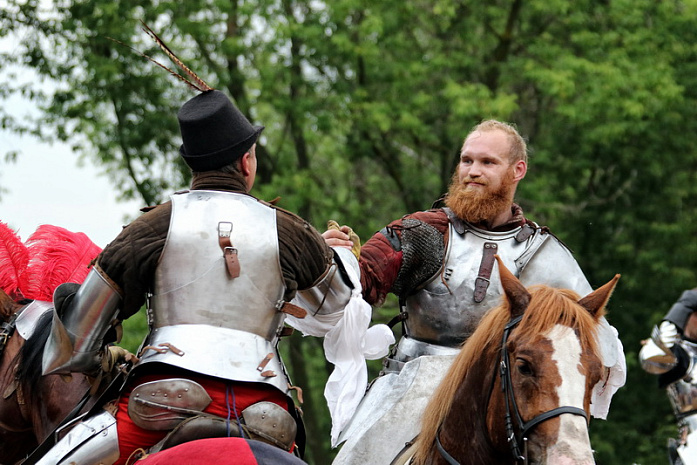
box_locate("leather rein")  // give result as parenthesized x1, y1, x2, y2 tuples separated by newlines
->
(435, 315, 589, 465)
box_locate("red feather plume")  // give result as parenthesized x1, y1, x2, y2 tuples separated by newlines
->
(22, 225, 102, 301)
(0, 221, 29, 300)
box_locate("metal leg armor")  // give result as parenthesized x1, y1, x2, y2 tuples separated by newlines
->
(34, 409, 120, 465)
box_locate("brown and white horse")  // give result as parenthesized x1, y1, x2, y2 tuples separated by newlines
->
(405, 257, 619, 465)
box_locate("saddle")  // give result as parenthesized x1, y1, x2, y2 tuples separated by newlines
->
(146, 402, 297, 456)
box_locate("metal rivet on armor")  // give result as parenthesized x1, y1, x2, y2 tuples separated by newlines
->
(164, 394, 168, 397)
(273, 423, 277, 428)
(262, 415, 266, 419)
(178, 394, 182, 398)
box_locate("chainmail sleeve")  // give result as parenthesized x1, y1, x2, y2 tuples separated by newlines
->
(391, 218, 445, 298)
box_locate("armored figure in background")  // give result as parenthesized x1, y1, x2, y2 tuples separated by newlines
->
(641, 288, 697, 465)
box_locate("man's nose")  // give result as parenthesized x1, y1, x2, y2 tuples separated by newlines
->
(468, 162, 483, 176)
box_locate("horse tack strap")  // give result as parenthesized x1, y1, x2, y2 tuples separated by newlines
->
(435, 428, 461, 465)
(473, 242, 498, 303)
(0, 305, 23, 358)
(218, 221, 241, 279)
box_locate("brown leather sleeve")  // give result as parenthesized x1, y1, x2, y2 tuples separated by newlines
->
(275, 209, 333, 302)
(96, 202, 171, 319)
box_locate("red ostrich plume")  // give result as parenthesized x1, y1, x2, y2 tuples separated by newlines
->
(0, 223, 102, 302)
(0, 221, 29, 301)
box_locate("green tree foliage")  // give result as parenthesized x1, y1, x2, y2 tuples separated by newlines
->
(2, 0, 697, 463)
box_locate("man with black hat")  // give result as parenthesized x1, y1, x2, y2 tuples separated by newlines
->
(36, 89, 354, 465)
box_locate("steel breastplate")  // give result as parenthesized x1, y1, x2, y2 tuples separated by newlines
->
(151, 191, 285, 342)
(403, 223, 533, 346)
(403, 221, 592, 348)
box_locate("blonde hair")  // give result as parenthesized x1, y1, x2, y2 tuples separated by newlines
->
(466, 119, 528, 164)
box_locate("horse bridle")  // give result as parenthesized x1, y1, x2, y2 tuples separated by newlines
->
(435, 315, 589, 465)
(501, 314, 589, 463)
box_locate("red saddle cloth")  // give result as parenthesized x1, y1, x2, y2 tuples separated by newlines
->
(135, 437, 306, 465)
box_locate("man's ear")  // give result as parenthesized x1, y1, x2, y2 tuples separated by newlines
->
(512, 160, 527, 182)
(240, 152, 252, 176)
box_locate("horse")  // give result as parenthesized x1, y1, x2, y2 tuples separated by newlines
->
(0, 292, 96, 464)
(397, 257, 620, 465)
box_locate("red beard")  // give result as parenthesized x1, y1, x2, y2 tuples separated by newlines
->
(444, 168, 516, 225)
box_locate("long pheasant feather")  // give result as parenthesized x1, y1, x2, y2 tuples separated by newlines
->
(0, 221, 29, 300)
(140, 20, 213, 92)
(23, 225, 102, 301)
(106, 36, 206, 92)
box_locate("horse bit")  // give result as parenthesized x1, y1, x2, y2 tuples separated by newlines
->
(435, 314, 589, 465)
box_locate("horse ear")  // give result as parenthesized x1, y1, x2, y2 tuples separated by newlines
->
(495, 255, 531, 317)
(577, 274, 621, 318)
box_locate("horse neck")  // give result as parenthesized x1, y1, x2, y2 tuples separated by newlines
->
(0, 291, 22, 322)
(433, 348, 514, 465)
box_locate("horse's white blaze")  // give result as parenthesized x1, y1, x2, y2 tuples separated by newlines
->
(546, 325, 595, 464)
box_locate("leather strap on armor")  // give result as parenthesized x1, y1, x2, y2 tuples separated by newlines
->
(473, 242, 497, 303)
(218, 221, 241, 278)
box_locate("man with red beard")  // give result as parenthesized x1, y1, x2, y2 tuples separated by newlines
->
(325, 120, 626, 464)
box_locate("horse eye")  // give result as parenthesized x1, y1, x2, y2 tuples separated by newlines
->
(516, 359, 533, 376)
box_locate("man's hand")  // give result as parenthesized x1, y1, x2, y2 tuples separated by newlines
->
(324, 220, 361, 259)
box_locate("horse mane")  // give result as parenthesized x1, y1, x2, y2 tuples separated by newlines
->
(15, 311, 55, 409)
(413, 284, 604, 464)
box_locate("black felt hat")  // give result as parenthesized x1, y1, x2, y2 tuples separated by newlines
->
(178, 90, 264, 171)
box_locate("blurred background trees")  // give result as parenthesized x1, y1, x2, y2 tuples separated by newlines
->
(2, 0, 697, 463)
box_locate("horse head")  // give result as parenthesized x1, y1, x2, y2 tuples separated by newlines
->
(495, 255, 620, 464)
(414, 257, 619, 465)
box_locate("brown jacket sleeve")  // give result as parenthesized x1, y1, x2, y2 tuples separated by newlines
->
(275, 207, 333, 301)
(96, 203, 171, 319)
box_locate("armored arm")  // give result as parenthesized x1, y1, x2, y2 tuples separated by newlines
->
(640, 289, 697, 377)
(640, 324, 680, 375)
(42, 266, 123, 375)
(293, 247, 355, 316)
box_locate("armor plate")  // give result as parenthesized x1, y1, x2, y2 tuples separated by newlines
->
(42, 269, 122, 375)
(136, 324, 291, 394)
(151, 191, 285, 341)
(15, 300, 52, 339)
(404, 221, 591, 348)
(35, 409, 119, 465)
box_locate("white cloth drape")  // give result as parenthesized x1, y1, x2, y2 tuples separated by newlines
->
(286, 247, 394, 445)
